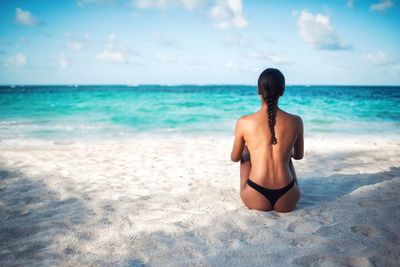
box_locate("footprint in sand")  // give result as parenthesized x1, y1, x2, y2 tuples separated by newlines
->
(290, 237, 311, 247)
(103, 203, 116, 213)
(350, 225, 375, 237)
(178, 196, 190, 203)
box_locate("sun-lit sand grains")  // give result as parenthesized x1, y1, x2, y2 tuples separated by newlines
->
(1, 137, 399, 266)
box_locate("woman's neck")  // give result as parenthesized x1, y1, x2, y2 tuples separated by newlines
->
(260, 99, 279, 111)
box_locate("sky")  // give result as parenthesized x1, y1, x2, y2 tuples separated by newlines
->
(0, 0, 399, 85)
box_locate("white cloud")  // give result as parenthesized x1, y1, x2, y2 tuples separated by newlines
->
(363, 50, 400, 76)
(15, 8, 38, 26)
(96, 34, 130, 63)
(210, 0, 248, 30)
(245, 49, 288, 65)
(364, 50, 394, 65)
(370, 0, 394, 12)
(64, 33, 93, 52)
(4, 53, 27, 67)
(222, 33, 286, 66)
(133, 0, 205, 10)
(68, 40, 84, 51)
(96, 50, 125, 63)
(297, 10, 351, 50)
(64, 33, 92, 52)
(58, 54, 70, 68)
(132, 0, 248, 30)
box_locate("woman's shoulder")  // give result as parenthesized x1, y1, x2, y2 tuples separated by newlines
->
(237, 110, 258, 119)
(235, 113, 258, 131)
(238, 112, 259, 124)
(279, 109, 303, 123)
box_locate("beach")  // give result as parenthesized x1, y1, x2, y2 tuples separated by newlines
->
(0, 85, 399, 266)
(1, 0, 399, 264)
(1, 135, 399, 266)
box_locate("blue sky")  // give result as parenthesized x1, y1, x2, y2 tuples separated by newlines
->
(0, 0, 399, 85)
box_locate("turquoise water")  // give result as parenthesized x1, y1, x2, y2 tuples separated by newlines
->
(0, 85, 399, 141)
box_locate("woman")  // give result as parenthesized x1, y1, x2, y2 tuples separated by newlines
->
(231, 68, 303, 212)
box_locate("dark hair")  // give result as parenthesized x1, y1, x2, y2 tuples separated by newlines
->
(257, 68, 285, 145)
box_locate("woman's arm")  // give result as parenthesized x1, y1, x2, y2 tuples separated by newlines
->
(292, 116, 304, 160)
(289, 158, 299, 187)
(231, 118, 245, 162)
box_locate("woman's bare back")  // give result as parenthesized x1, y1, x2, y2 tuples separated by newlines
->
(244, 108, 302, 188)
(231, 107, 303, 212)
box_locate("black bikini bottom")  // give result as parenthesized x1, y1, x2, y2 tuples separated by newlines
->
(247, 178, 295, 207)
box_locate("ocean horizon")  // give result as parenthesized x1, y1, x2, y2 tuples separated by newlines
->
(1, 85, 399, 143)
(2, 84, 400, 87)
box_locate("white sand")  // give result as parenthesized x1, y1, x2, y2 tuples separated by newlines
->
(0, 136, 399, 266)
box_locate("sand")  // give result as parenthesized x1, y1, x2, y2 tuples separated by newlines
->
(0, 136, 399, 266)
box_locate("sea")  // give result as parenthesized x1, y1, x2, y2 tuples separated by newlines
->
(0, 85, 399, 143)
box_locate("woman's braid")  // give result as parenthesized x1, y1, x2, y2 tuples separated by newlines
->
(265, 95, 277, 145)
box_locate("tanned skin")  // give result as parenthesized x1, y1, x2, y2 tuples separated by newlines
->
(231, 96, 304, 212)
